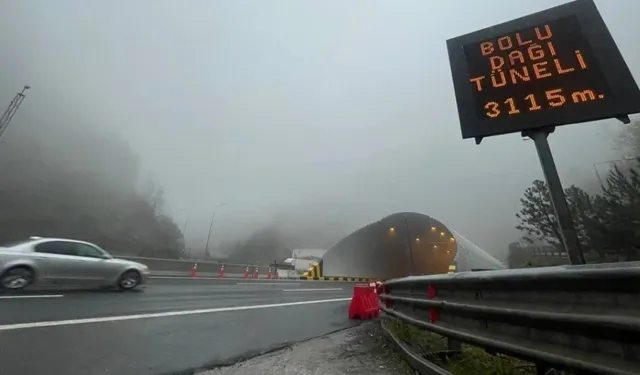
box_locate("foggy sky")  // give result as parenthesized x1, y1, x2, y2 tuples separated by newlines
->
(1, 0, 639, 260)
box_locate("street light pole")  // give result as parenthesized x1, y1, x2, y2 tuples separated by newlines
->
(182, 217, 189, 236)
(204, 203, 228, 259)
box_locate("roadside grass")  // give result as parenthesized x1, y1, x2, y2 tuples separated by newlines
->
(387, 319, 537, 375)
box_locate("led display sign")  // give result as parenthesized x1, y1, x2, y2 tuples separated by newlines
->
(447, 0, 640, 140)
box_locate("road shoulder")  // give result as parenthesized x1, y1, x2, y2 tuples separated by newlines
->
(199, 322, 413, 375)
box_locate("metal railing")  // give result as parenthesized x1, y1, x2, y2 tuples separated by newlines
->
(378, 262, 640, 375)
(115, 256, 280, 278)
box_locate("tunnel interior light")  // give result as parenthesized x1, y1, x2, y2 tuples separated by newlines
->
(450, 237, 455, 242)
(440, 232, 445, 236)
(415, 238, 420, 243)
(389, 227, 395, 232)
(431, 226, 436, 231)
(433, 245, 438, 249)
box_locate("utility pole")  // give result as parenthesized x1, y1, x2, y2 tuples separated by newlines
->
(0, 86, 30, 140)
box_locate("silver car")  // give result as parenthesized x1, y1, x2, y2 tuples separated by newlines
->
(0, 237, 150, 291)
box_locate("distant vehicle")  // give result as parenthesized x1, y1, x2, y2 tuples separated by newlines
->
(0, 237, 149, 291)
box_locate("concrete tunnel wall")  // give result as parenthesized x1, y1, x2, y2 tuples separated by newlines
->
(322, 212, 505, 279)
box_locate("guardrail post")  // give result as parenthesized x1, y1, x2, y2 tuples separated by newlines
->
(535, 363, 556, 375)
(427, 284, 438, 323)
(427, 284, 462, 353)
(380, 284, 391, 308)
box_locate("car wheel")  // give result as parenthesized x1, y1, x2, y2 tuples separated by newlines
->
(118, 270, 141, 290)
(1, 267, 34, 291)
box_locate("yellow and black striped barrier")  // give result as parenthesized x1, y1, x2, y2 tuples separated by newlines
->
(299, 275, 373, 282)
(302, 261, 322, 279)
(300, 261, 375, 281)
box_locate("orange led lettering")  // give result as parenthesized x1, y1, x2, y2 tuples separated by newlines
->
(575, 50, 587, 69)
(533, 62, 551, 79)
(546, 88, 566, 107)
(571, 90, 596, 102)
(525, 94, 542, 111)
(527, 44, 545, 61)
(497, 36, 513, 51)
(490, 70, 507, 87)
(535, 25, 552, 40)
(504, 97, 520, 114)
(510, 67, 530, 84)
(469, 76, 485, 92)
(484, 101, 500, 118)
(489, 56, 504, 70)
(480, 42, 494, 56)
(509, 51, 525, 66)
(554, 58, 574, 74)
(547, 42, 557, 56)
(516, 32, 532, 46)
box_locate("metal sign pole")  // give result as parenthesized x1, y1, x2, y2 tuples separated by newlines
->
(522, 127, 585, 265)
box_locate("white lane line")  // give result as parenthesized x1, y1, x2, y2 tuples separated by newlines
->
(0, 297, 351, 332)
(150, 276, 226, 280)
(282, 288, 343, 292)
(150, 276, 301, 283)
(0, 295, 64, 300)
(236, 282, 300, 285)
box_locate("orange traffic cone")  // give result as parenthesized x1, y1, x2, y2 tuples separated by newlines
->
(217, 264, 225, 278)
(243, 266, 250, 279)
(191, 263, 197, 279)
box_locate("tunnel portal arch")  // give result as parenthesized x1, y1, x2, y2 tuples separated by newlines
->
(321, 212, 504, 279)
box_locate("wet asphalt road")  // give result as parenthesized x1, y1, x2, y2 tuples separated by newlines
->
(0, 278, 358, 375)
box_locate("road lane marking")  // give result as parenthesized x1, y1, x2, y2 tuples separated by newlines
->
(0, 295, 64, 300)
(236, 282, 300, 285)
(282, 288, 343, 292)
(150, 276, 301, 283)
(0, 297, 351, 331)
(150, 276, 234, 280)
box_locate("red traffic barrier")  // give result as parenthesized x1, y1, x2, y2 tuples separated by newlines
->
(253, 267, 259, 279)
(348, 285, 380, 320)
(217, 264, 225, 279)
(267, 267, 272, 279)
(273, 269, 279, 279)
(191, 263, 198, 279)
(243, 266, 250, 279)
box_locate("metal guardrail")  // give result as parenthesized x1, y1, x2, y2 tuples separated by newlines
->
(378, 262, 640, 375)
(115, 256, 276, 277)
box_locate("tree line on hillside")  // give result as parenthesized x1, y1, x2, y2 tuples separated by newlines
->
(225, 225, 307, 264)
(516, 121, 640, 263)
(0, 131, 184, 258)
